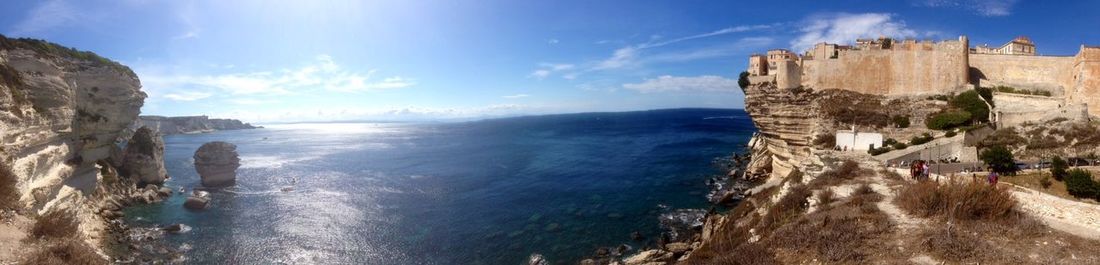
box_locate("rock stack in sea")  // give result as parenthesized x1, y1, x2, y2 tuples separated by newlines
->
(118, 126, 169, 186)
(194, 141, 241, 187)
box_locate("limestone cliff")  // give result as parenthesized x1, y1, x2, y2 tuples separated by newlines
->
(128, 115, 259, 135)
(0, 35, 149, 251)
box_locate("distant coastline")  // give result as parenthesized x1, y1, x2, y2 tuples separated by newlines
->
(129, 115, 261, 135)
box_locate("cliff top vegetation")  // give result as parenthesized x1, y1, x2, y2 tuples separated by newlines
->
(0, 34, 134, 77)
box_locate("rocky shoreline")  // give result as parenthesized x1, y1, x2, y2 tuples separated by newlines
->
(548, 150, 755, 265)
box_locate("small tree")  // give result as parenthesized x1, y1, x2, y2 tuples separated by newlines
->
(950, 90, 990, 123)
(1051, 156, 1069, 181)
(1064, 169, 1097, 199)
(926, 110, 971, 130)
(738, 71, 750, 90)
(980, 146, 1018, 176)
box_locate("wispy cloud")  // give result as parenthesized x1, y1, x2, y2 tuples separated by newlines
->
(528, 63, 575, 79)
(9, 0, 79, 35)
(790, 13, 920, 52)
(140, 54, 414, 101)
(622, 75, 740, 93)
(594, 24, 774, 70)
(914, 0, 1018, 16)
(163, 91, 212, 101)
(548, 39, 560, 44)
(502, 94, 530, 99)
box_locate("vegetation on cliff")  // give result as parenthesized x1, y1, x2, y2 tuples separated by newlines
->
(0, 34, 134, 77)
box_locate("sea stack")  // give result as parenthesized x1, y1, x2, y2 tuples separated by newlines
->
(194, 141, 241, 187)
(118, 126, 169, 185)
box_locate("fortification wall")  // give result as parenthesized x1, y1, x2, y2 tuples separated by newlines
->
(970, 54, 1074, 96)
(993, 92, 1088, 127)
(800, 39, 969, 95)
(1068, 47, 1100, 117)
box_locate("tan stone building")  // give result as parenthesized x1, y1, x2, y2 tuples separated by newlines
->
(972, 36, 1036, 55)
(765, 49, 797, 76)
(747, 54, 767, 76)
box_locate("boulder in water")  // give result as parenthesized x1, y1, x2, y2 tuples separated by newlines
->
(183, 195, 210, 210)
(193, 141, 240, 187)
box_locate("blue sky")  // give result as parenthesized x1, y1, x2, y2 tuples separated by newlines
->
(2, 0, 1098, 122)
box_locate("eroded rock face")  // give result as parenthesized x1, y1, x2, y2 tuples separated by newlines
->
(0, 36, 145, 212)
(194, 141, 240, 187)
(118, 127, 167, 185)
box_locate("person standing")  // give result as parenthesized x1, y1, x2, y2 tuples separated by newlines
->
(988, 170, 999, 185)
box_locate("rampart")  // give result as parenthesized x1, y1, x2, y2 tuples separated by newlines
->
(1069, 47, 1100, 117)
(992, 92, 1088, 127)
(970, 54, 1074, 96)
(798, 37, 970, 95)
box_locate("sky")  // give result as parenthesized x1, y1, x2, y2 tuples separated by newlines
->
(1, 0, 1098, 122)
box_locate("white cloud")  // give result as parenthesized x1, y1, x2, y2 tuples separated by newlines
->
(790, 13, 919, 53)
(594, 46, 639, 70)
(548, 39, 560, 44)
(140, 55, 414, 99)
(502, 94, 530, 99)
(10, 0, 79, 35)
(648, 37, 774, 63)
(528, 63, 575, 79)
(915, 0, 1018, 16)
(163, 91, 212, 101)
(622, 75, 740, 93)
(230, 98, 279, 105)
(594, 24, 774, 70)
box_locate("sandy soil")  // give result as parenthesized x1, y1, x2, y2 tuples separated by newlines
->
(0, 214, 30, 264)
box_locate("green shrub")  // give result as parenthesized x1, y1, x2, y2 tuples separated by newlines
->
(945, 131, 957, 137)
(21, 240, 107, 265)
(910, 133, 934, 145)
(980, 146, 1018, 176)
(813, 133, 835, 149)
(1051, 156, 1068, 181)
(891, 115, 910, 128)
(926, 110, 972, 130)
(868, 147, 892, 156)
(1064, 169, 1098, 199)
(883, 138, 898, 146)
(950, 90, 990, 123)
(738, 71, 750, 90)
(975, 87, 994, 105)
(892, 142, 908, 150)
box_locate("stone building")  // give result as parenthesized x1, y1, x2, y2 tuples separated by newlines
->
(765, 49, 797, 75)
(972, 36, 1036, 55)
(747, 54, 767, 76)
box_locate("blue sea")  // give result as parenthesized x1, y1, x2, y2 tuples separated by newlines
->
(123, 108, 756, 264)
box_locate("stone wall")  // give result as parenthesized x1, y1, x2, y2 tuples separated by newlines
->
(969, 54, 1074, 96)
(993, 92, 1088, 127)
(799, 37, 970, 96)
(1068, 46, 1100, 117)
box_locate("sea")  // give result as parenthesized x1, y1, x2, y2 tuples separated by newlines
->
(122, 108, 756, 264)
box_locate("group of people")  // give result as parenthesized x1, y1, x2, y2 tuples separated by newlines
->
(909, 160, 930, 180)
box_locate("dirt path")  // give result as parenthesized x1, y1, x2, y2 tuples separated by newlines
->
(1006, 183, 1100, 240)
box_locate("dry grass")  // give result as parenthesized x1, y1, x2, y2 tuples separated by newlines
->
(1, 163, 20, 211)
(30, 210, 80, 240)
(895, 180, 1016, 221)
(758, 185, 811, 233)
(816, 189, 837, 208)
(21, 240, 106, 265)
(810, 160, 866, 188)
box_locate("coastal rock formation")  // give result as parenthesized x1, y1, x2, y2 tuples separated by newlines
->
(194, 141, 240, 187)
(117, 127, 167, 185)
(0, 35, 144, 212)
(126, 115, 259, 136)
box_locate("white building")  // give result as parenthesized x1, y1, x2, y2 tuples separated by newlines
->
(835, 129, 884, 151)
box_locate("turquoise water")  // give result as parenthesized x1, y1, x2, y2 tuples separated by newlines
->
(123, 109, 755, 264)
